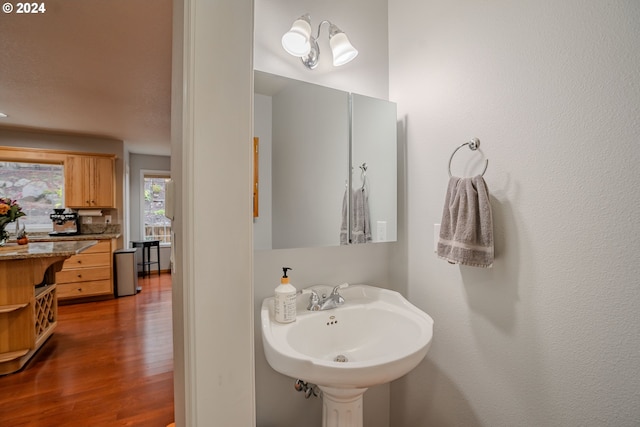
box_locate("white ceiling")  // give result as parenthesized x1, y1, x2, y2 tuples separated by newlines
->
(0, 0, 173, 155)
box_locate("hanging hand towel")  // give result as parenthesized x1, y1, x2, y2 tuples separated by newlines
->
(340, 187, 349, 245)
(437, 175, 494, 267)
(351, 187, 372, 244)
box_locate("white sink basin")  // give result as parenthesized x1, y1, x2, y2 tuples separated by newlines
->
(261, 284, 434, 389)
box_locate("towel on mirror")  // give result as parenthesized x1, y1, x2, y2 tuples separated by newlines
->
(340, 187, 349, 245)
(351, 187, 372, 244)
(437, 175, 494, 268)
(340, 187, 372, 245)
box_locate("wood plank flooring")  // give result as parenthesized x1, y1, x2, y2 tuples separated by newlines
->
(0, 273, 174, 427)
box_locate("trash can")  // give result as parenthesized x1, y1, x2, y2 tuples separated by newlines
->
(114, 249, 139, 297)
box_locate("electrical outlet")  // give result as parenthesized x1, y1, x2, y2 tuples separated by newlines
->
(105, 215, 112, 224)
(377, 221, 387, 242)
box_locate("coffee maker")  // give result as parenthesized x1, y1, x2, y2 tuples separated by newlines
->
(49, 209, 79, 235)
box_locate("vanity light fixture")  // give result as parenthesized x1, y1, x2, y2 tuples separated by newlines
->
(0, 113, 7, 118)
(282, 13, 358, 70)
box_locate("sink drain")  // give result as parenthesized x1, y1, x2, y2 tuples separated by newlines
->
(334, 354, 348, 363)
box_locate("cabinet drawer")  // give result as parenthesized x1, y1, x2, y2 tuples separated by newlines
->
(62, 252, 111, 269)
(57, 280, 112, 299)
(56, 266, 111, 284)
(78, 240, 111, 254)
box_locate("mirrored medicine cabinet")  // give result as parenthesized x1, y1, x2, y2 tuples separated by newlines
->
(253, 71, 397, 250)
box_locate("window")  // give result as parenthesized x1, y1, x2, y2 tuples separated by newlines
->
(143, 174, 171, 243)
(0, 161, 64, 231)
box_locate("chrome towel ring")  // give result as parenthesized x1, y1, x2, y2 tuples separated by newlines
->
(448, 137, 488, 177)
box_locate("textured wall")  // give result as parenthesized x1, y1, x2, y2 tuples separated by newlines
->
(389, 0, 640, 425)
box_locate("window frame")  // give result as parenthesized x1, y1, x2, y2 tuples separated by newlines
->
(139, 169, 172, 245)
(0, 147, 67, 232)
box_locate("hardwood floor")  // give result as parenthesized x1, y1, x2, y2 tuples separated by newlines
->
(0, 273, 174, 427)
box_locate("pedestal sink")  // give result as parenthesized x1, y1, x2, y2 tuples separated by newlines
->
(261, 284, 434, 427)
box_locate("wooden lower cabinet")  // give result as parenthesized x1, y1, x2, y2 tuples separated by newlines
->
(0, 256, 66, 375)
(0, 286, 57, 374)
(57, 239, 115, 301)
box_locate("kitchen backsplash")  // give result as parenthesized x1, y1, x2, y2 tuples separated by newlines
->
(80, 223, 121, 235)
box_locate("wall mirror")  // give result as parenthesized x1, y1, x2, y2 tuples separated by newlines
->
(253, 71, 397, 250)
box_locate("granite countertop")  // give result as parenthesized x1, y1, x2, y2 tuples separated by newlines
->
(26, 233, 121, 242)
(0, 240, 98, 261)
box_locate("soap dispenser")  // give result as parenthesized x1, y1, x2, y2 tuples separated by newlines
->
(275, 267, 297, 323)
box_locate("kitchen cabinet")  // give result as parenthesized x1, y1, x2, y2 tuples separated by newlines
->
(57, 239, 116, 301)
(0, 241, 96, 375)
(65, 155, 115, 208)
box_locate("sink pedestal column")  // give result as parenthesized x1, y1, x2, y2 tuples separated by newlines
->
(319, 386, 368, 427)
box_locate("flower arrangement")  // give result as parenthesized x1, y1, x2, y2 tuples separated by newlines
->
(0, 197, 26, 244)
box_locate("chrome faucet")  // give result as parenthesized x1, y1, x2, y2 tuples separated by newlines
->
(307, 283, 349, 311)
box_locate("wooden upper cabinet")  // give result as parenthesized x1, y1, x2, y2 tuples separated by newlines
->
(65, 155, 115, 208)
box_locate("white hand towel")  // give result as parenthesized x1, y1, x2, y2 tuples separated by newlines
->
(437, 175, 494, 268)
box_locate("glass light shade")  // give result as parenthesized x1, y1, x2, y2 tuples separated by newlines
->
(282, 18, 312, 57)
(329, 32, 358, 66)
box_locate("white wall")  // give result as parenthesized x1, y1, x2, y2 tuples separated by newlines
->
(171, 0, 255, 425)
(170, 1, 185, 422)
(389, 1, 640, 425)
(253, 1, 397, 426)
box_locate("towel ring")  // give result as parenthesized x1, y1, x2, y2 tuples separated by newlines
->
(448, 138, 489, 177)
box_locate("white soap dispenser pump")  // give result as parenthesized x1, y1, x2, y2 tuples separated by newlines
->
(275, 267, 297, 323)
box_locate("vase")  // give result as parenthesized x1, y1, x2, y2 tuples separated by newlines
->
(0, 224, 9, 246)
